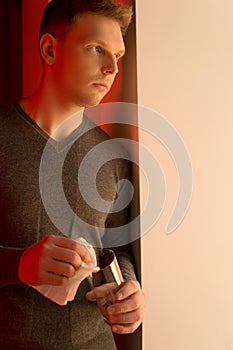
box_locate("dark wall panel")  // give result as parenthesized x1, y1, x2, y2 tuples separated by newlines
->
(0, 0, 22, 104)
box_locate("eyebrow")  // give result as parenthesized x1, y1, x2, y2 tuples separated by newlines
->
(91, 39, 125, 57)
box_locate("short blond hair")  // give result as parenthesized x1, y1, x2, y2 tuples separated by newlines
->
(40, 0, 133, 40)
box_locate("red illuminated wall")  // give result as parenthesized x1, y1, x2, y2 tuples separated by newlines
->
(22, 0, 48, 97)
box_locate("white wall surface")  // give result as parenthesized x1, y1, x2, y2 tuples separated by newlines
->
(136, 1, 233, 349)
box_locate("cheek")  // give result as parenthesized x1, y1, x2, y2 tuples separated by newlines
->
(54, 49, 100, 87)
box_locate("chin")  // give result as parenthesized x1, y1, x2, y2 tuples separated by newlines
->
(84, 98, 104, 108)
(74, 93, 106, 109)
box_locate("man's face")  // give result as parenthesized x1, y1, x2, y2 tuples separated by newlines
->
(51, 13, 125, 108)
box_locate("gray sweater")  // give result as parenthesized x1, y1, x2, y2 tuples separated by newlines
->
(0, 103, 136, 349)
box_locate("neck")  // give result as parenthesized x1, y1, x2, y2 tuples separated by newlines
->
(20, 78, 85, 140)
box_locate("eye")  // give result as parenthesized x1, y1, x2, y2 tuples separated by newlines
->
(93, 46, 104, 55)
(114, 53, 121, 62)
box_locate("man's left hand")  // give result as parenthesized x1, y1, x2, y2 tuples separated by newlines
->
(86, 280, 145, 334)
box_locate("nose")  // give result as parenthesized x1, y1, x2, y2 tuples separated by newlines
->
(101, 54, 118, 75)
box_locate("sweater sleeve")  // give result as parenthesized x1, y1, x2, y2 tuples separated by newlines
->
(0, 246, 25, 287)
(114, 244, 137, 281)
(103, 156, 140, 282)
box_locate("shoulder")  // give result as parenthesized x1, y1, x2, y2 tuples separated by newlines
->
(83, 117, 130, 160)
(0, 103, 24, 146)
(80, 118, 132, 182)
(0, 103, 19, 128)
(0, 104, 14, 120)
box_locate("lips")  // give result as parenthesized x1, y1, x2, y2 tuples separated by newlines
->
(92, 82, 109, 91)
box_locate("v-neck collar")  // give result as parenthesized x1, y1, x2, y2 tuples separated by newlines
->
(12, 101, 90, 152)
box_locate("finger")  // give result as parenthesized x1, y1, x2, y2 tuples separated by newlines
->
(114, 280, 141, 301)
(85, 291, 96, 301)
(51, 235, 92, 262)
(48, 245, 83, 270)
(111, 321, 142, 335)
(92, 283, 118, 298)
(31, 270, 70, 287)
(86, 283, 117, 302)
(108, 307, 144, 326)
(107, 291, 142, 315)
(46, 235, 92, 264)
(42, 257, 76, 278)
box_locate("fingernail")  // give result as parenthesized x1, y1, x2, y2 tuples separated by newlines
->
(116, 292, 123, 300)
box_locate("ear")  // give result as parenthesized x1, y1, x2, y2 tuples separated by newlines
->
(39, 33, 57, 66)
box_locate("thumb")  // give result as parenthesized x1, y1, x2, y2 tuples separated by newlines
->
(85, 290, 96, 302)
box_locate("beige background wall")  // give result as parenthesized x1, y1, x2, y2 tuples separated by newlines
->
(136, 1, 233, 349)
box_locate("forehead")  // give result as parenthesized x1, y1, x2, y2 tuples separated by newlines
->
(66, 12, 125, 52)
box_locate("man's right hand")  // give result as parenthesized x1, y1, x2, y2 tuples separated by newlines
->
(18, 235, 92, 286)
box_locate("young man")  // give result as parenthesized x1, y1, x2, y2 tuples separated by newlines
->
(0, 0, 144, 349)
